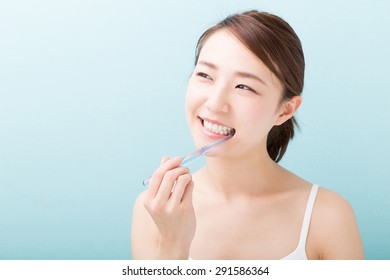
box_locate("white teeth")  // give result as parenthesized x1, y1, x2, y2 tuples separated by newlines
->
(203, 120, 234, 136)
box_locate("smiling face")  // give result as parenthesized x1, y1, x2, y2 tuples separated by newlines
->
(185, 29, 298, 159)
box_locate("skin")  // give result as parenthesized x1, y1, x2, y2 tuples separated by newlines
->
(131, 29, 364, 260)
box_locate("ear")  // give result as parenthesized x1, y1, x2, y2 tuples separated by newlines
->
(274, 96, 302, 126)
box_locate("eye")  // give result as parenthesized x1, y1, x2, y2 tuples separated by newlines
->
(236, 84, 257, 93)
(196, 72, 213, 80)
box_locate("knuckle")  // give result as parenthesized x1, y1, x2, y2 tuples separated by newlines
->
(164, 205, 175, 215)
(151, 169, 164, 181)
(180, 203, 193, 211)
(165, 169, 177, 181)
(155, 166, 190, 183)
(144, 199, 160, 214)
(148, 200, 164, 214)
(150, 202, 175, 216)
(181, 167, 191, 174)
(177, 173, 192, 184)
(143, 199, 150, 210)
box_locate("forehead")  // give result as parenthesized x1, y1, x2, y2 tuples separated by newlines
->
(198, 29, 282, 89)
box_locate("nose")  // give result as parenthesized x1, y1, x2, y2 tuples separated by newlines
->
(205, 83, 230, 114)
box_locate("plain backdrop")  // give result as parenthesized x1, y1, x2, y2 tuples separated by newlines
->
(1, 0, 389, 259)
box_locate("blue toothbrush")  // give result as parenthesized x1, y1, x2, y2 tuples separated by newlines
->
(142, 133, 234, 186)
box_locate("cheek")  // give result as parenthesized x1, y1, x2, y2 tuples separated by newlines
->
(185, 89, 196, 109)
(185, 84, 199, 122)
(235, 100, 279, 135)
(185, 80, 205, 115)
(238, 101, 272, 124)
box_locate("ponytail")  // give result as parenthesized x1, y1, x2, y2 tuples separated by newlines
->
(267, 117, 298, 162)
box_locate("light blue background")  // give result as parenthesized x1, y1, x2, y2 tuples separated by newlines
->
(0, 0, 389, 260)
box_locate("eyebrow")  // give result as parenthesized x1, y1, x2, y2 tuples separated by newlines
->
(197, 60, 267, 86)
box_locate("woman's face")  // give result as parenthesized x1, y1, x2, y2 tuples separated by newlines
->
(185, 29, 294, 159)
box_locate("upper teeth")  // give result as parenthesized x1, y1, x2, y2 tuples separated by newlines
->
(203, 120, 234, 135)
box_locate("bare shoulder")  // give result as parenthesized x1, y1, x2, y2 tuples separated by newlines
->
(131, 191, 158, 259)
(315, 187, 354, 217)
(308, 186, 364, 259)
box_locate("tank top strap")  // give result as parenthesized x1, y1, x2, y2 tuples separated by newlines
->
(297, 184, 319, 249)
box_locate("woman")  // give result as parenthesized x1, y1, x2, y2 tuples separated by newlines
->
(131, 10, 364, 260)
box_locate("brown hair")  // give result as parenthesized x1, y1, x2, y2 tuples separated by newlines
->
(194, 10, 305, 162)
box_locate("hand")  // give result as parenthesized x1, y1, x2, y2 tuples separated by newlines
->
(143, 156, 196, 259)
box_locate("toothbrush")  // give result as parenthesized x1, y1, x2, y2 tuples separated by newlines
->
(142, 133, 234, 186)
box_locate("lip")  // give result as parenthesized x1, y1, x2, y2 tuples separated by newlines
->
(197, 116, 234, 139)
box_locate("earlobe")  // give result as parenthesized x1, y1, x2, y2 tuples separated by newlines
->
(275, 96, 302, 126)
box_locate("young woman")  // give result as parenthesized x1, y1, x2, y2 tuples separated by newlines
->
(131, 10, 364, 260)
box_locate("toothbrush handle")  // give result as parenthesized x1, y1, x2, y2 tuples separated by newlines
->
(142, 177, 152, 186)
(142, 154, 201, 186)
(142, 135, 233, 186)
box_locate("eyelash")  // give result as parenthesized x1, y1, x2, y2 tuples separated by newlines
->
(236, 84, 257, 93)
(195, 72, 257, 94)
(196, 72, 212, 80)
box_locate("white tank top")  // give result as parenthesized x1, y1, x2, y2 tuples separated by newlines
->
(189, 184, 319, 260)
(281, 184, 319, 260)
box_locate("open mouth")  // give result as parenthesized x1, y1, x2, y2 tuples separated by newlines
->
(199, 117, 235, 136)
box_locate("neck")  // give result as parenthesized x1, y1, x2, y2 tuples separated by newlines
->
(201, 148, 283, 198)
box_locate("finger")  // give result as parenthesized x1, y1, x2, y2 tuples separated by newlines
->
(181, 180, 194, 205)
(170, 174, 192, 205)
(155, 166, 190, 201)
(147, 157, 182, 199)
(160, 156, 170, 165)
